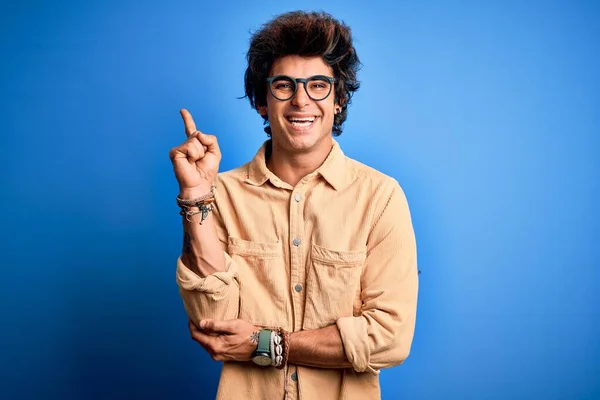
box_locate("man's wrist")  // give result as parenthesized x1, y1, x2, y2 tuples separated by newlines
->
(179, 183, 215, 199)
(249, 328, 289, 368)
(250, 330, 260, 352)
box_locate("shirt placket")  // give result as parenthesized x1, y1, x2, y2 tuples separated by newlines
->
(289, 178, 309, 332)
(287, 174, 318, 400)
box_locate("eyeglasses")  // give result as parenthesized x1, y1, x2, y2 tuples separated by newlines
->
(266, 75, 336, 101)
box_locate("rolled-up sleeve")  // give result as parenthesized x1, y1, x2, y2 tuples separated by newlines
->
(336, 180, 419, 374)
(175, 196, 240, 323)
(176, 253, 240, 322)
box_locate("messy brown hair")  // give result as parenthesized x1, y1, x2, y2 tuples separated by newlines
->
(244, 11, 361, 136)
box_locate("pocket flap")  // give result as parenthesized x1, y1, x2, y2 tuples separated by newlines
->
(311, 243, 366, 266)
(228, 237, 282, 257)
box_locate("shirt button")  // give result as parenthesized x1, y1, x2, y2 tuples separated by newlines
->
(294, 284, 303, 292)
(294, 193, 302, 202)
(291, 372, 298, 381)
(293, 238, 301, 247)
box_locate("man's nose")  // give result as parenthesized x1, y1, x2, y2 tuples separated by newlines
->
(290, 82, 311, 108)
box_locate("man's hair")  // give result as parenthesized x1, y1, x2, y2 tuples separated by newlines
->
(244, 11, 361, 136)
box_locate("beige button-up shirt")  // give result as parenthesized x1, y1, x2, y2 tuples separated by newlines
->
(176, 139, 419, 400)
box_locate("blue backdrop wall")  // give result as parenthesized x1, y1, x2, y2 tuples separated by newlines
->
(1, 1, 598, 399)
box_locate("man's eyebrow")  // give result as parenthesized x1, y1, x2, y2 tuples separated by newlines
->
(270, 74, 331, 78)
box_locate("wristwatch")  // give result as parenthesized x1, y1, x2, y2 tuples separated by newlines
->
(251, 329, 272, 366)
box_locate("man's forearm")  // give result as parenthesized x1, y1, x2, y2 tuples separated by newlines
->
(179, 186, 226, 277)
(288, 324, 352, 369)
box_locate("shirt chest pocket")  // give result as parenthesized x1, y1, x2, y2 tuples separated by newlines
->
(303, 243, 366, 330)
(227, 237, 287, 327)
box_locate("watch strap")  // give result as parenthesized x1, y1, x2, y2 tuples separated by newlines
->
(257, 329, 272, 354)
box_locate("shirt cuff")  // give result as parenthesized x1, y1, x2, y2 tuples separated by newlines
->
(175, 253, 238, 301)
(336, 316, 378, 374)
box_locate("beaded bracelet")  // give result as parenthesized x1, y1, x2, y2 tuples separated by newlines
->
(176, 185, 216, 206)
(176, 185, 216, 225)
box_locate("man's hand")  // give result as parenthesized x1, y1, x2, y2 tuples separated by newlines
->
(169, 109, 222, 195)
(189, 319, 260, 362)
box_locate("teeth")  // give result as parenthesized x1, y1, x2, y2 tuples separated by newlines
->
(291, 121, 313, 127)
(288, 117, 316, 123)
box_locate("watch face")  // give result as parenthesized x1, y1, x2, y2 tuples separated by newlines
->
(252, 354, 272, 366)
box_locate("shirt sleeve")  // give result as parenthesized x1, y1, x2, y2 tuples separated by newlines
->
(336, 180, 419, 374)
(175, 253, 240, 323)
(175, 197, 240, 324)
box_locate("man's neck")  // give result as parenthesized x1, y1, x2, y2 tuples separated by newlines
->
(266, 137, 333, 188)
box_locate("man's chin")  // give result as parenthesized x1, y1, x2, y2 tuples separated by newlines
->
(271, 124, 332, 151)
(279, 132, 321, 151)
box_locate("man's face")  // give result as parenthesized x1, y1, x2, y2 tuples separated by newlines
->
(259, 55, 337, 154)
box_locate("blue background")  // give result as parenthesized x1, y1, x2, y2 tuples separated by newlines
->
(1, 1, 599, 399)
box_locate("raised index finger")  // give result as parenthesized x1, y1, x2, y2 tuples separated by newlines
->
(180, 108, 197, 138)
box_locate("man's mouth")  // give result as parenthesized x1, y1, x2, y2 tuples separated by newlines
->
(286, 116, 318, 128)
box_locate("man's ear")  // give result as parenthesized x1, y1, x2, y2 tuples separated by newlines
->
(334, 100, 343, 114)
(257, 105, 268, 117)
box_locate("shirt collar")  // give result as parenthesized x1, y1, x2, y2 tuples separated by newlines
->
(245, 138, 347, 191)
(245, 140, 272, 187)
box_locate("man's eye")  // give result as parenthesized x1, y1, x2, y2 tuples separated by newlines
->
(309, 81, 328, 90)
(275, 83, 293, 90)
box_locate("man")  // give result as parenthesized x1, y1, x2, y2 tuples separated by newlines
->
(170, 10, 418, 400)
